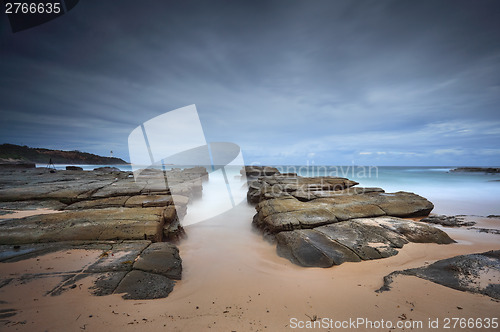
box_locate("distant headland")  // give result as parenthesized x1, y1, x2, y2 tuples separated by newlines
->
(0, 143, 128, 165)
(450, 167, 500, 173)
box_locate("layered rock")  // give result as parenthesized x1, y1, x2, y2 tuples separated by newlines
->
(248, 168, 453, 267)
(242, 165, 281, 177)
(0, 167, 206, 203)
(247, 173, 359, 203)
(276, 217, 454, 267)
(0, 167, 208, 244)
(0, 207, 168, 244)
(253, 192, 435, 234)
(0, 166, 208, 299)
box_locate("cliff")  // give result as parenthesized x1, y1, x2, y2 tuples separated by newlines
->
(0, 144, 128, 165)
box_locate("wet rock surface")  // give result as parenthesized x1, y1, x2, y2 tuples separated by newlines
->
(0, 167, 207, 243)
(114, 270, 175, 300)
(420, 214, 476, 227)
(242, 165, 281, 177)
(0, 240, 182, 300)
(249, 168, 453, 267)
(275, 217, 454, 268)
(247, 172, 359, 204)
(0, 207, 167, 244)
(0, 167, 207, 299)
(254, 192, 435, 234)
(133, 242, 182, 280)
(378, 250, 500, 300)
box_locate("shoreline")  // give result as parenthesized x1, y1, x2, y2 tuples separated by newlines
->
(0, 203, 499, 331)
(0, 166, 498, 331)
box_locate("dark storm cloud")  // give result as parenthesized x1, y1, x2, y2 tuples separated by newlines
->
(1, 0, 500, 165)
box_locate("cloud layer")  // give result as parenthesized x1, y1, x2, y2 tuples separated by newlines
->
(1, 0, 499, 165)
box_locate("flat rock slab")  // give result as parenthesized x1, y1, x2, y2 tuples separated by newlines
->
(0, 240, 181, 300)
(91, 271, 129, 296)
(276, 217, 454, 267)
(114, 270, 175, 300)
(0, 241, 113, 262)
(0, 207, 165, 244)
(312, 191, 435, 218)
(0, 167, 205, 204)
(0, 169, 123, 202)
(90, 178, 144, 199)
(0, 168, 206, 244)
(378, 250, 500, 300)
(242, 166, 281, 177)
(254, 192, 434, 233)
(133, 242, 182, 280)
(86, 241, 151, 273)
(64, 196, 131, 210)
(0, 200, 67, 211)
(124, 194, 173, 207)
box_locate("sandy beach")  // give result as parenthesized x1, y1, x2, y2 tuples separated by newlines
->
(2, 0, 500, 330)
(1, 202, 498, 331)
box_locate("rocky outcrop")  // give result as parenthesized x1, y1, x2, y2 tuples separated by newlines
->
(0, 167, 207, 244)
(114, 270, 175, 300)
(0, 240, 182, 300)
(0, 169, 130, 203)
(247, 173, 359, 203)
(253, 192, 435, 234)
(0, 161, 35, 169)
(93, 166, 121, 173)
(0, 166, 208, 298)
(0, 207, 170, 244)
(248, 168, 452, 268)
(242, 165, 281, 177)
(420, 215, 476, 227)
(276, 217, 454, 267)
(378, 250, 500, 300)
(0, 167, 206, 203)
(132, 242, 182, 280)
(0, 199, 67, 210)
(450, 167, 500, 173)
(66, 166, 83, 171)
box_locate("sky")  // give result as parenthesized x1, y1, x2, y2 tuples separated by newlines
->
(1, 0, 500, 166)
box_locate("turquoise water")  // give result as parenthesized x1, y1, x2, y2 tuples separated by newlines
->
(36, 164, 133, 171)
(40, 164, 500, 216)
(274, 165, 500, 216)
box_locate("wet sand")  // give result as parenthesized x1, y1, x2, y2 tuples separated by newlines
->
(0, 204, 499, 331)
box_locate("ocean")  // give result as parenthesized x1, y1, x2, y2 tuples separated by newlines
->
(276, 165, 500, 216)
(38, 164, 500, 216)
